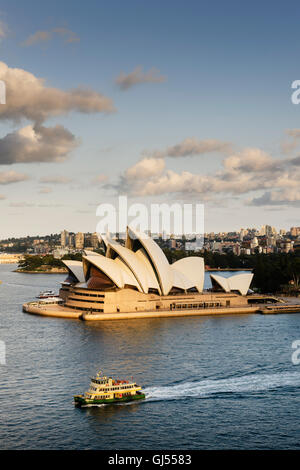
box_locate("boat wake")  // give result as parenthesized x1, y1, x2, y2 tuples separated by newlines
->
(144, 370, 300, 402)
(80, 404, 106, 408)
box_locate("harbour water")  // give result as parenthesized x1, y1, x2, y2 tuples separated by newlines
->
(0, 264, 300, 449)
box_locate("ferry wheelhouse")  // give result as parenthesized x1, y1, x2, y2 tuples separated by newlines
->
(74, 371, 145, 406)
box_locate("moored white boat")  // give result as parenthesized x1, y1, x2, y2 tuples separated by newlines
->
(36, 290, 57, 299)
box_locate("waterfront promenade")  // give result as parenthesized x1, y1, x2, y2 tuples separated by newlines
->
(23, 300, 300, 320)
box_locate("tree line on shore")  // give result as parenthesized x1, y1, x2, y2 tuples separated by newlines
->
(17, 253, 82, 272)
(164, 249, 300, 294)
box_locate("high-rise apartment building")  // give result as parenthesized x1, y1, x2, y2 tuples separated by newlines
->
(75, 232, 84, 250)
(290, 227, 300, 237)
(60, 230, 69, 247)
(91, 232, 99, 249)
(68, 233, 75, 248)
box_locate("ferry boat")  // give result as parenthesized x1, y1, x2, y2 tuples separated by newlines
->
(74, 371, 146, 407)
(36, 290, 57, 299)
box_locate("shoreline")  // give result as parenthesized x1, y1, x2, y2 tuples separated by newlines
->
(206, 268, 253, 271)
(14, 269, 67, 274)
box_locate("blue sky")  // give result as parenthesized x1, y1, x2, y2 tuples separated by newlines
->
(0, 0, 300, 237)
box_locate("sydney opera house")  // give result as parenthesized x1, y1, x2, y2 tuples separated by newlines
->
(24, 226, 259, 320)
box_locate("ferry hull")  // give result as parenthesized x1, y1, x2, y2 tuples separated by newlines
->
(74, 393, 146, 407)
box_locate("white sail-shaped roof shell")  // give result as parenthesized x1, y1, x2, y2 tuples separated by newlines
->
(83, 254, 140, 290)
(113, 257, 142, 291)
(126, 227, 172, 295)
(100, 234, 108, 248)
(210, 273, 230, 292)
(228, 273, 253, 295)
(84, 249, 100, 257)
(171, 257, 205, 293)
(103, 235, 160, 294)
(62, 260, 85, 283)
(134, 248, 161, 293)
(80, 227, 206, 295)
(170, 267, 196, 290)
(210, 273, 253, 296)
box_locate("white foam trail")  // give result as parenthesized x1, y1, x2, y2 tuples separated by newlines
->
(81, 404, 106, 408)
(145, 371, 300, 401)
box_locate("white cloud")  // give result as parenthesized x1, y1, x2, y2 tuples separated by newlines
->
(145, 137, 232, 159)
(115, 140, 300, 207)
(91, 174, 108, 184)
(39, 176, 72, 184)
(117, 146, 273, 197)
(0, 170, 29, 184)
(281, 128, 300, 154)
(125, 157, 165, 180)
(21, 27, 80, 47)
(249, 189, 300, 206)
(0, 60, 115, 166)
(0, 61, 115, 123)
(0, 124, 78, 164)
(126, 169, 264, 197)
(116, 157, 166, 194)
(223, 148, 277, 173)
(52, 27, 80, 43)
(289, 155, 300, 166)
(115, 66, 166, 90)
(286, 129, 300, 138)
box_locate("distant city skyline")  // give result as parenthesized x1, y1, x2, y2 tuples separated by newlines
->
(1, 223, 300, 241)
(1, 1, 300, 238)
(1, 223, 299, 259)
